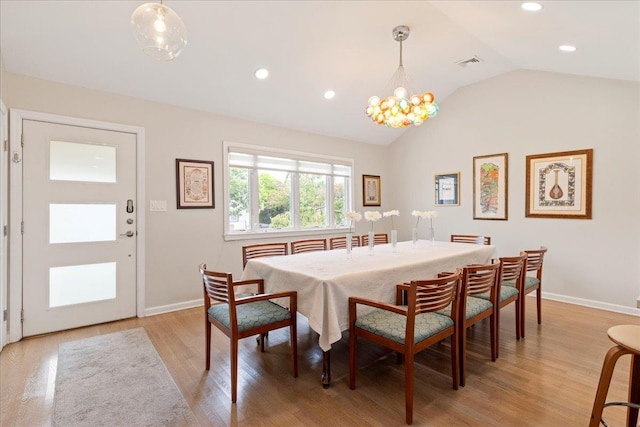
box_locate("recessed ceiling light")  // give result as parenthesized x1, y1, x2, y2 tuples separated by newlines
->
(254, 68, 269, 80)
(324, 90, 335, 100)
(559, 45, 577, 52)
(521, 2, 543, 11)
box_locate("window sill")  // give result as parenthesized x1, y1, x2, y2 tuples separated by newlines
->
(224, 227, 349, 242)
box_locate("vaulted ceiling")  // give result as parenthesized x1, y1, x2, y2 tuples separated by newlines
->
(1, 1, 638, 145)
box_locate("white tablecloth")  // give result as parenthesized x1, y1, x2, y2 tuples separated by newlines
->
(241, 240, 494, 351)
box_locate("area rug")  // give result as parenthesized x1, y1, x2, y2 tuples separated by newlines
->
(52, 328, 199, 426)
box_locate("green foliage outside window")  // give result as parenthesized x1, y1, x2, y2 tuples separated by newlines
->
(259, 172, 290, 227)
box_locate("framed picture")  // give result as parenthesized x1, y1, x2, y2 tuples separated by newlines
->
(176, 159, 215, 209)
(473, 153, 508, 220)
(525, 149, 593, 219)
(434, 172, 460, 206)
(362, 174, 381, 206)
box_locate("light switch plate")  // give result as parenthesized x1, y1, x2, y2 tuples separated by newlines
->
(149, 200, 167, 212)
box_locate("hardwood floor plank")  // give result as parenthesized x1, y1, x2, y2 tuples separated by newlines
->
(0, 299, 637, 426)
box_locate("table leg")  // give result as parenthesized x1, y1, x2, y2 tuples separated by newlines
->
(322, 350, 331, 388)
(628, 353, 640, 427)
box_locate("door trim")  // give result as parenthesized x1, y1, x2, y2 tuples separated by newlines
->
(0, 101, 7, 350)
(9, 109, 146, 343)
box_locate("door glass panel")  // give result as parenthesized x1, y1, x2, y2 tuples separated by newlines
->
(50, 140, 116, 183)
(50, 204, 116, 243)
(49, 262, 116, 308)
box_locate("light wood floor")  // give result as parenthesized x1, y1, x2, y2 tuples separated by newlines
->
(1, 299, 638, 426)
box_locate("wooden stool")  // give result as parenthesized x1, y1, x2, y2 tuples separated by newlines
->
(589, 325, 640, 427)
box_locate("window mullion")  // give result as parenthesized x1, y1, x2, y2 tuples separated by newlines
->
(250, 168, 260, 231)
(292, 171, 300, 228)
(327, 175, 334, 227)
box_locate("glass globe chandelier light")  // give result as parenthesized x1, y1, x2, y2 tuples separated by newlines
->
(366, 26, 439, 128)
(131, 1, 187, 61)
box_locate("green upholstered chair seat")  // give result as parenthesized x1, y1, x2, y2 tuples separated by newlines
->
(477, 285, 519, 303)
(502, 279, 517, 288)
(208, 300, 291, 332)
(437, 296, 493, 320)
(355, 309, 454, 344)
(524, 276, 540, 289)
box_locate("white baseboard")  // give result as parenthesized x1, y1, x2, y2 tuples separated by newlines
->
(541, 292, 640, 317)
(142, 293, 639, 319)
(144, 299, 203, 317)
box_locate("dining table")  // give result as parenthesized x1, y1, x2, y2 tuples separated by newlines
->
(240, 239, 494, 387)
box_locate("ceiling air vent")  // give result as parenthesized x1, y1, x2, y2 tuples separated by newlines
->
(455, 56, 483, 68)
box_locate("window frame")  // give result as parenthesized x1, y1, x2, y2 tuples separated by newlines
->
(223, 141, 354, 241)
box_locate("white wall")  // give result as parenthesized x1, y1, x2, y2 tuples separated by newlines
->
(6, 69, 639, 315)
(5, 73, 390, 311)
(388, 69, 640, 311)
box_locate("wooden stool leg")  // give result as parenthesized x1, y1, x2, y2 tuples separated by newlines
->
(590, 345, 629, 427)
(627, 353, 640, 427)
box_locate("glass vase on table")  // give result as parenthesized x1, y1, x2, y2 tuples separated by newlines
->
(412, 227, 418, 245)
(428, 218, 435, 244)
(368, 231, 374, 255)
(391, 229, 397, 252)
(346, 232, 353, 257)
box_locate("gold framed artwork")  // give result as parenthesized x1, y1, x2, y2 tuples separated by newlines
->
(434, 172, 460, 206)
(473, 153, 508, 220)
(525, 149, 593, 219)
(362, 174, 381, 206)
(176, 159, 215, 209)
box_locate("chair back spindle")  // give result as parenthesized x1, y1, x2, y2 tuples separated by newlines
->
(290, 239, 327, 254)
(464, 264, 499, 297)
(450, 234, 491, 245)
(410, 271, 461, 316)
(242, 242, 289, 267)
(329, 235, 360, 249)
(360, 233, 389, 246)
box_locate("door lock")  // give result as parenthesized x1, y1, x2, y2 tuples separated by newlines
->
(120, 231, 135, 237)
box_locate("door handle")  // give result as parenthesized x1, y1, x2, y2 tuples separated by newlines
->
(120, 231, 135, 237)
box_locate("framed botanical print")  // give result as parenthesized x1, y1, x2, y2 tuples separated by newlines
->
(473, 153, 508, 220)
(176, 159, 215, 209)
(435, 172, 460, 206)
(525, 149, 593, 219)
(362, 174, 381, 206)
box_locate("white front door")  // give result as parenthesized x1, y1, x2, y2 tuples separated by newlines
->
(22, 120, 137, 336)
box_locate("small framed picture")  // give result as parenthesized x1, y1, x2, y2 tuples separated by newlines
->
(473, 153, 508, 220)
(176, 159, 215, 209)
(362, 174, 381, 206)
(525, 149, 593, 219)
(434, 172, 460, 206)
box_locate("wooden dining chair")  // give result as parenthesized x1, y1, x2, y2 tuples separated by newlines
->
(242, 242, 288, 268)
(520, 246, 547, 337)
(290, 238, 327, 254)
(349, 270, 462, 425)
(200, 263, 298, 403)
(438, 263, 500, 387)
(450, 234, 491, 245)
(478, 254, 527, 358)
(329, 235, 360, 250)
(360, 233, 389, 246)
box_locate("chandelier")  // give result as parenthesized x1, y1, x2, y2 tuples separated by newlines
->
(131, 1, 187, 61)
(366, 26, 439, 128)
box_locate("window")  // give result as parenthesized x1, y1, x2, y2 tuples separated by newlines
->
(224, 142, 353, 237)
